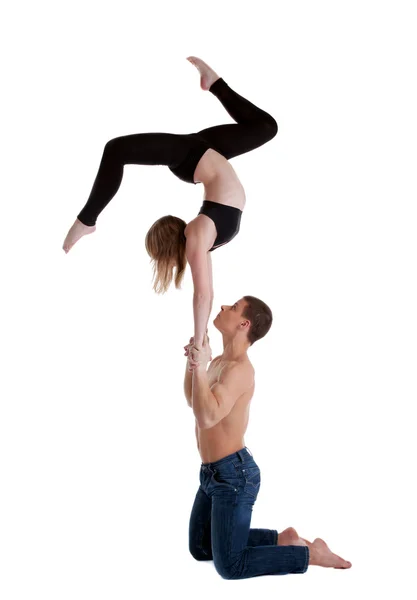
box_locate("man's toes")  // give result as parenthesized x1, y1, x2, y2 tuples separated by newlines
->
(287, 527, 300, 541)
(334, 555, 352, 569)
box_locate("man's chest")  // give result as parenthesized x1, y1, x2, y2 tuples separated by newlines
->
(207, 358, 225, 387)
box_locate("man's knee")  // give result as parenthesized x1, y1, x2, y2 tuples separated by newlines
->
(213, 557, 239, 580)
(189, 544, 212, 562)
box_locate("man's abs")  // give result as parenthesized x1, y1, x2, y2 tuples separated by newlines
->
(195, 396, 252, 463)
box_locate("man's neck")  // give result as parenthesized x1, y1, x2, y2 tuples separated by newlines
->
(221, 335, 250, 361)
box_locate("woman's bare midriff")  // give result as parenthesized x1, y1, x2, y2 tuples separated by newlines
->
(193, 148, 246, 211)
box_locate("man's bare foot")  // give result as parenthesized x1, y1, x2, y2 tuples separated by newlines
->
(62, 218, 96, 253)
(309, 538, 352, 569)
(186, 56, 220, 91)
(277, 527, 309, 547)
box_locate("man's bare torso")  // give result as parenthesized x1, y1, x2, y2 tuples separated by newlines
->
(195, 355, 255, 463)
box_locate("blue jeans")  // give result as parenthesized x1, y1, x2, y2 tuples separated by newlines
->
(189, 447, 309, 579)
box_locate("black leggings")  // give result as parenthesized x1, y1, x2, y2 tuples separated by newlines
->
(77, 78, 278, 226)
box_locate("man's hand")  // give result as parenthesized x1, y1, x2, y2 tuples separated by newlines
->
(184, 337, 196, 371)
(186, 332, 212, 371)
(184, 336, 195, 357)
(184, 336, 200, 371)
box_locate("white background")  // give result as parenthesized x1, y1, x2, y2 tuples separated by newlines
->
(1, 0, 416, 598)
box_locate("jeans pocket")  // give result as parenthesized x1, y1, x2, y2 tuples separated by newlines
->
(242, 466, 261, 497)
(212, 467, 243, 492)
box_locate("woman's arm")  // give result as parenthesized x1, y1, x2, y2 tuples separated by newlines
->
(207, 250, 214, 318)
(186, 238, 214, 350)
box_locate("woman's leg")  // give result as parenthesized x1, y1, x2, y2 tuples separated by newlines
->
(197, 78, 278, 160)
(77, 132, 194, 227)
(188, 57, 278, 159)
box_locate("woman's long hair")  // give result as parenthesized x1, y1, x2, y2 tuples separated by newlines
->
(145, 215, 188, 294)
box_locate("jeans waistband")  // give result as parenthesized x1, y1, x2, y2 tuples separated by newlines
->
(201, 446, 253, 469)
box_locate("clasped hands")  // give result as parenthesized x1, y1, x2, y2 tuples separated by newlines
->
(184, 331, 212, 371)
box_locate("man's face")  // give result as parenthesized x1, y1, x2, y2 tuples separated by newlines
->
(213, 298, 248, 333)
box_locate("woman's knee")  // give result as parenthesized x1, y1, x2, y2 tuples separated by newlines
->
(261, 115, 278, 140)
(104, 136, 124, 156)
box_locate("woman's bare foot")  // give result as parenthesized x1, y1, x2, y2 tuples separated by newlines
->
(277, 527, 308, 547)
(186, 56, 220, 91)
(309, 538, 352, 569)
(62, 218, 96, 253)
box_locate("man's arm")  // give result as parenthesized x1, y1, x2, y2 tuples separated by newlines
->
(185, 354, 221, 408)
(192, 361, 252, 429)
(184, 359, 193, 407)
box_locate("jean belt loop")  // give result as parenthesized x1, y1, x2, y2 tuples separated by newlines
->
(237, 449, 245, 463)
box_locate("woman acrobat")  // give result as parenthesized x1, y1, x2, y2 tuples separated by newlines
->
(62, 56, 278, 353)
